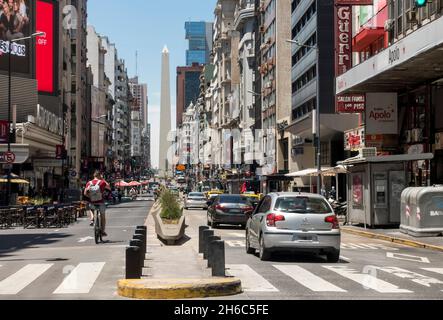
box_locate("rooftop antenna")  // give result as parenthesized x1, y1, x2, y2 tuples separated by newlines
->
(135, 50, 138, 77)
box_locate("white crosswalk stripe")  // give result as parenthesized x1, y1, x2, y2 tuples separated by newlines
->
(341, 243, 398, 251)
(274, 265, 347, 292)
(375, 267, 443, 287)
(226, 264, 279, 292)
(324, 266, 412, 293)
(0, 264, 53, 295)
(53, 262, 106, 294)
(226, 240, 246, 248)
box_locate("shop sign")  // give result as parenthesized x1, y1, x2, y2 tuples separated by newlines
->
(34, 105, 63, 136)
(335, 5, 353, 76)
(336, 94, 366, 113)
(366, 93, 398, 135)
(345, 126, 365, 151)
(0, 121, 8, 143)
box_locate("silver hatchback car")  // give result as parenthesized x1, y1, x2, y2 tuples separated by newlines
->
(184, 192, 208, 210)
(245, 193, 341, 262)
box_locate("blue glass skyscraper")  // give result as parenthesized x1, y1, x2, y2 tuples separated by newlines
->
(185, 21, 213, 66)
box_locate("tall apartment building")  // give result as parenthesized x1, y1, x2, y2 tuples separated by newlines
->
(212, 0, 238, 176)
(287, 0, 358, 193)
(176, 64, 204, 127)
(256, 0, 293, 193)
(185, 21, 214, 65)
(129, 77, 149, 174)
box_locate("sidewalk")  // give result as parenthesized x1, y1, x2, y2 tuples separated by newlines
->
(341, 224, 443, 252)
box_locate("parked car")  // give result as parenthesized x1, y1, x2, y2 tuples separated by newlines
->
(207, 195, 254, 229)
(245, 193, 341, 262)
(184, 192, 208, 210)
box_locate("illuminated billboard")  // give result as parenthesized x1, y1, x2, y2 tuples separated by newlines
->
(0, 0, 33, 74)
(36, 0, 54, 93)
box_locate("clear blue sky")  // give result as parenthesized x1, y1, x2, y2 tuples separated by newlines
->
(88, 0, 215, 168)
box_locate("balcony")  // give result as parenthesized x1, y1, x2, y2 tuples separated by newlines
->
(234, 0, 255, 30)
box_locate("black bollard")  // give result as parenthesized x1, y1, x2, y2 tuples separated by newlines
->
(126, 246, 141, 279)
(207, 236, 221, 268)
(133, 234, 146, 268)
(202, 229, 214, 259)
(199, 226, 210, 254)
(211, 241, 225, 277)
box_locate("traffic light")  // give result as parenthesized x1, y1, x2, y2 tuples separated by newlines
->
(414, 0, 428, 8)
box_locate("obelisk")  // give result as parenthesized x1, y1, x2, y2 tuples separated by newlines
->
(159, 46, 172, 176)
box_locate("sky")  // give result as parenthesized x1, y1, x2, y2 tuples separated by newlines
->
(88, 0, 215, 169)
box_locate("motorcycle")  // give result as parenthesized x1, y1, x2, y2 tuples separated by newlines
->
(328, 197, 347, 217)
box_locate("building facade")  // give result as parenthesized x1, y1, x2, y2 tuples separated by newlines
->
(176, 64, 204, 128)
(185, 21, 214, 66)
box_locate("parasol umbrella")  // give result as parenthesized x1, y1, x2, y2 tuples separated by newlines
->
(0, 173, 30, 184)
(115, 181, 129, 187)
(128, 181, 141, 187)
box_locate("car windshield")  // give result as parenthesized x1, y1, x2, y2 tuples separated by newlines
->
(189, 193, 205, 198)
(274, 197, 332, 214)
(219, 196, 251, 204)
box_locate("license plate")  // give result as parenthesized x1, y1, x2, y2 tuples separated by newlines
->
(294, 235, 317, 242)
(230, 209, 242, 214)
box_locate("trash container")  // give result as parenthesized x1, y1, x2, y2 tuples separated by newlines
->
(400, 186, 443, 237)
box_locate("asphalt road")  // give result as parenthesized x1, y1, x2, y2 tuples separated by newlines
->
(0, 199, 153, 300)
(185, 208, 443, 300)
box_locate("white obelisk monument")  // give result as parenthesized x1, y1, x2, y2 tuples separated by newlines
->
(159, 46, 172, 176)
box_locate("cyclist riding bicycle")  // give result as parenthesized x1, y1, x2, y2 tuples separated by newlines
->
(84, 171, 111, 237)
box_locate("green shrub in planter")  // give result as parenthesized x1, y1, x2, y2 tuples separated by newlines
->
(160, 189, 182, 221)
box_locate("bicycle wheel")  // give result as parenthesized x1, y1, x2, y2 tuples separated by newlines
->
(94, 210, 100, 244)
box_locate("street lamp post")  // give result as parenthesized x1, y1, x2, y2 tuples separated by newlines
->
(6, 32, 45, 205)
(287, 35, 322, 195)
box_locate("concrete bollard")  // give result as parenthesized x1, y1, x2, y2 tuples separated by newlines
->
(133, 234, 146, 267)
(126, 246, 141, 279)
(207, 236, 221, 268)
(202, 229, 214, 259)
(199, 226, 210, 254)
(211, 241, 226, 277)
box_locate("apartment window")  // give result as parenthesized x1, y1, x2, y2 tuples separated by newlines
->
(291, 1, 317, 40)
(320, 142, 330, 166)
(292, 97, 316, 121)
(397, 0, 403, 34)
(291, 65, 317, 94)
(292, 32, 317, 65)
(291, 0, 302, 13)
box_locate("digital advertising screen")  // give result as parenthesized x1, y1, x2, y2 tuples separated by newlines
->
(36, 0, 54, 93)
(0, 0, 33, 74)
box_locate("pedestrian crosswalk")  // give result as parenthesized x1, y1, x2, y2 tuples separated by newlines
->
(0, 262, 107, 296)
(226, 264, 443, 295)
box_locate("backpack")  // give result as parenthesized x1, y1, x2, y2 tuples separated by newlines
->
(88, 180, 103, 202)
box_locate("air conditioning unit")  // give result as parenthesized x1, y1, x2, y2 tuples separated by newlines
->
(384, 19, 395, 31)
(359, 147, 377, 158)
(407, 10, 418, 23)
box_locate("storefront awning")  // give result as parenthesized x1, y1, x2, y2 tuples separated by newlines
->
(337, 16, 443, 94)
(338, 153, 434, 165)
(0, 144, 30, 164)
(353, 28, 385, 52)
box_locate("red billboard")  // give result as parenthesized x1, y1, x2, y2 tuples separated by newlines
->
(36, 0, 54, 93)
(335, 0, 373, 4)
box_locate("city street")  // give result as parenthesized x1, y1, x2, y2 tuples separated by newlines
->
(0, 200, 152, 300)
(184, 208, 443, 300)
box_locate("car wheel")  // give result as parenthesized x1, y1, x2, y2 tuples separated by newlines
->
(245, 230, 255, 255)
(259, 236, 271, 261)
(326, 250, 340, 263)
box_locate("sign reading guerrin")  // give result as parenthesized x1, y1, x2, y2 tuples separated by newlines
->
(335, 5, 352, 76)
(336, 94, 366, 113)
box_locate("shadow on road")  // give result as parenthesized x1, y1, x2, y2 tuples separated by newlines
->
(0, 233, 71, 257)
(258, 252, 350, 264)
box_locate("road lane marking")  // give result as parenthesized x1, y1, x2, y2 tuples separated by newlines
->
(78, 236, 94, 243)
(423, 268, 443, 275)
(0, 264, 53, 295)
(324, 266, 412, 294)
(341, 243, 398, 251)
(340, 256, 351, 262)
(226, 264, 279, 292)
(274, 265, 346, 292)
(375, 267, 443, 287)
(227, 233, 245, 238)
(386, 252, 430, 264)
(53, 262, 106, 294)
(226, 240, 246, 248)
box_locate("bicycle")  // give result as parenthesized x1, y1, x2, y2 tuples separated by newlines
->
(91, 205, 104, 244)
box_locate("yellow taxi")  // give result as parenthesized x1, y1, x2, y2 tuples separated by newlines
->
(206, 189, 224, 200)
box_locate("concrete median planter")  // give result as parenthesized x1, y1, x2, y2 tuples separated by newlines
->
(152, 203, 186, 245)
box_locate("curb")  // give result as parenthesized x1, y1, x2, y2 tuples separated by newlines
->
(341, 227, 443, 252)
(117, 278, 242, 300)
